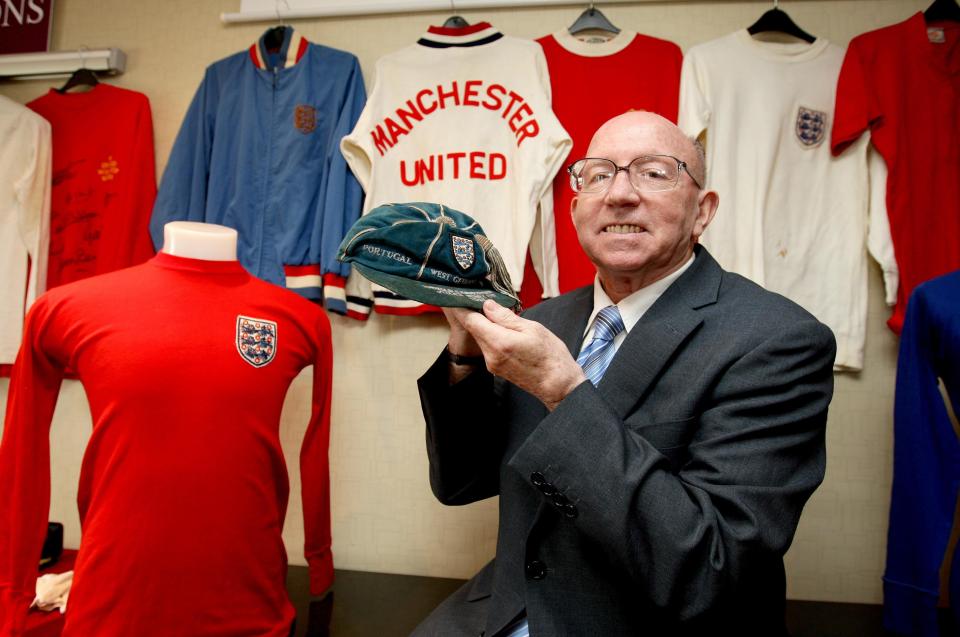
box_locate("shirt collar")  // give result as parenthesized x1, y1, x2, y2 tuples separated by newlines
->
(248, 26, 309, 70)
(417, 22, 504, 48)
(585, 253, 696, 337)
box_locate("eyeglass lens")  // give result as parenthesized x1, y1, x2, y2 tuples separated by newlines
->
(571, 157, 681, 193)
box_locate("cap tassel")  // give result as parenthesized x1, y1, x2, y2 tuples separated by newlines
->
(475, 234, 522, 311)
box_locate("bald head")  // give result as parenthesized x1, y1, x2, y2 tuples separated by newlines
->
(587, 111, 706, 187)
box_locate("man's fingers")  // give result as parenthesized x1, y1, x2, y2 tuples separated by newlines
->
(482, 300, 526, 331)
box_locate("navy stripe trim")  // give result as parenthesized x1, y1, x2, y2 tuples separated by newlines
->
(346, 295, 374, 308)
(417, 33, 503, 48)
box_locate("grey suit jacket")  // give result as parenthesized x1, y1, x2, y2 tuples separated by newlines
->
(413, 246, 836, 637)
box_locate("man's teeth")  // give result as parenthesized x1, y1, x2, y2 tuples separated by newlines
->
(604, 224, 643, 234)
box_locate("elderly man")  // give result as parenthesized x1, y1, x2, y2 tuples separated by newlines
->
(413, 111, 836, 636)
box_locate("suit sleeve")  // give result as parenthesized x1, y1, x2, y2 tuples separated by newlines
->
(299, 312, 335, 595)
(149, 68, 219, 249)
(318, 57, 366, 314)
(508, 317, 835, 620)
(0, 297, 66, 637)
(417, 353, 507, 505)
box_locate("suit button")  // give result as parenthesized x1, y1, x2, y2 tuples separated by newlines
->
(563, 503, 578, 519)
(530, 472, 545, 487)
(540, 482, 557, 496)
(525, 560, 547, 580)
(551, 493, 569, 507)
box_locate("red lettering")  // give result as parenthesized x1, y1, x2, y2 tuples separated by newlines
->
(416, 88, 437, 115)
(420, 155, 435, 182)
(501, 91, 523, 119)
(437, 81, 460, 109)
(400, 159, 419, 186)
(371, 124, 391, 156)
(516, 119, 540, 146)
(489, 153, 506, 180)
(449, 152, 466, 179)
(396, 100, 424, 130)
(469, 152, 484, 179)
(508, 102, 532, 132)
(482, 84, 505, 111)
(384, 117, 407, 145)
(463, 80, 481, 107)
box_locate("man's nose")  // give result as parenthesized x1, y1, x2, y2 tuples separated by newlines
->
(603, 169, 642, 204)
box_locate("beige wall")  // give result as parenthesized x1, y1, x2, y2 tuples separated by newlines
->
(0, 0, 923, 604)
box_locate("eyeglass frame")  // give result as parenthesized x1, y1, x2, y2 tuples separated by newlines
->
(566, 154, 704, 194)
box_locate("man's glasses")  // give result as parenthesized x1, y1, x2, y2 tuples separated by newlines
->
(567, 155, 703, 194)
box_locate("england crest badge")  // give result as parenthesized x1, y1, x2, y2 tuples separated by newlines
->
(236, 315, 277, 368)
(796, 106, 827, 148)
(294, 104, 317, 134)
(451, 235, 475, 270)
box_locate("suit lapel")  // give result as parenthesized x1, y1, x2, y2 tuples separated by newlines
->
(598, 247, 722, 418)
(536, 285, 594, 357)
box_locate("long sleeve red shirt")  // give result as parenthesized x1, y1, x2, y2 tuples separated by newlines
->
(0, 252, 334, 637)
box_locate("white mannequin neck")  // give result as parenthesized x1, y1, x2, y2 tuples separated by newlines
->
(161, 222, 238, 261)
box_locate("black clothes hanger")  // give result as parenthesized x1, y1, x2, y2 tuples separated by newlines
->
(568, 3, 621, 36)
(747, 1, 815, 44)
(57, 66, 98, 94)
(442, 15, 469, 28)
(925, 0, 960, 23)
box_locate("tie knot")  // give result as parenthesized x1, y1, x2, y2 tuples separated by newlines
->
(593, 305, 624, 342)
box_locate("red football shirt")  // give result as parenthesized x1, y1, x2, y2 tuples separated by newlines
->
(0, 253, 333, 637)
(519, 30, 682, 306)
(27, 84, 157, 291)
(832, 12, 960, 333)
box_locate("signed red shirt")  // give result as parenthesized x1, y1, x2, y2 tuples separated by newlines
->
(27, 84, 157, 290)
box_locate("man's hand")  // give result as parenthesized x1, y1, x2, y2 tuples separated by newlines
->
(454, 300, 587, 411)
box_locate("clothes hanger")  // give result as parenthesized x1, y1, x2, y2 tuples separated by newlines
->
(924, 0, 960, 23)
(262, 0, 290, 53)
(747, 0, 815, 44)
(443, 0, 469, 28)
(568, 2, 621, 36)
(57, 47, 99, 94)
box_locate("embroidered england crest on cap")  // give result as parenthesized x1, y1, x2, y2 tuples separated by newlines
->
(795, 106, 827, 147)
(294, 104, 317, 134)
(451, 235, 475, 270)
(236, 316, 277, 367)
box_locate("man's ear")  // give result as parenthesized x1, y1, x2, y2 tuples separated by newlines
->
(693, 190, 719, 239)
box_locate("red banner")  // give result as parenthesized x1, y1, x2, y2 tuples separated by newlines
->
(0, 0, 54, 54)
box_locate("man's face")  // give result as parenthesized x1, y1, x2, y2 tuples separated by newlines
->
(571, 112, 717, 293)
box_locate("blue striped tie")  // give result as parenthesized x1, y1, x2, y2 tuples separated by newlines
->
(576, 305, 625, 385)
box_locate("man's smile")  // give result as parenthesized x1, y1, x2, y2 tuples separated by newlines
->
(603, 224, 645, 234)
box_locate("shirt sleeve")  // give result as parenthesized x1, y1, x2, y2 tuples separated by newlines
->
(299, 312, 335, 595)
(125, 93, 158, 266)
(319, 57, 367, 315)
(884, 281, 960, 635)
(0, 297, 66, 637)
(831, 39, 879, 156)
(523, 46, 570, 298)
(16, 113, 51, 311)
(678, 47, 710, 139)
(865, 141, 897, 306)
(150, 67, 219, 250)
(659, 42, 683, 124)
